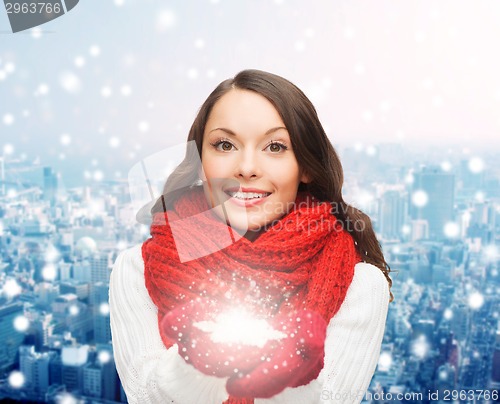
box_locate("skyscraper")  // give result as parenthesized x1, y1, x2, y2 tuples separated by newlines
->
(410, 166, 455, 240)
(92, 282, 111, 344)
(378, 189, 406, 240)
(0, 302, 25, 373)
(43, 167, 58, 205)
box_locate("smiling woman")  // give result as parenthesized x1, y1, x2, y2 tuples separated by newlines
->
(109, 69, 394, 404)
(200, 89, 310, 241)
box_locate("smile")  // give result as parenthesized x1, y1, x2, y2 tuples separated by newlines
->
(225, 191, 271, 200)
(222, 189, 272, 207)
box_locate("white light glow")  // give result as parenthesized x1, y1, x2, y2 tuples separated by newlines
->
(31, 27, 42, 39)
(439, 370, 448, 380)
(366, 145, 377, 156)
(13, 315, 30, 332)
(69, 305, 80, 316)
(93, 170, 104, 181)
(8, 371, 24, 388)
(42, 264, 57, 281)
(89, 45, 101, 57)
(444, 222, 460, 238)
(468, 292, 484, 310)
(60, 71, 81, 93)
(412, 190, 428, 207)
(194, 309, 286, 348)
(4, 62, 15, 74)
(99, 303, 110, 315)
(412, 335, 430, 359)
(37, 83, 49, 95)
(441, 161, 452, 171)
(138, 121, 150, 133)
(56, 393, 78, 404)
(405, 173, 414, 184)
(120, 85, 132, 96)
(60, 134, 71, 146)
(3, 279, 22, 298)
(101, 86, 112, 98)
(485, 245, 498, 261)
(98, 350, 111, 363)
(109, 137, 120, 148)
(468, 157, 484, 173)
(474, 191, 485, 202)
(74, 56, 85, 68)
(443, 308, 453, 320)
(156, 9, 176, 31)
(3, 114, 14, 126)
(378, 351, 392, 371)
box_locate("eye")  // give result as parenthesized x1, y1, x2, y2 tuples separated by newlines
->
(265, 141, 288, 153)
(210, 139, 235, 152)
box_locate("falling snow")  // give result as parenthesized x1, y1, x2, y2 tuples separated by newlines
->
(468, 157, 484, 173)
(412, 190, 428, 207)
(13, 315, 30, 332)
(60, 72, 82, 94)
(8, 371, 25, 389)
(468, 292, 484, 310)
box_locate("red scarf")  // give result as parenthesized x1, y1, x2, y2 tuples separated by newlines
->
(143, 186, 361, 404)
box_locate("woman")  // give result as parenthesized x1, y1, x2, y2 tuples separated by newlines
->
(109, 69, 394, 403)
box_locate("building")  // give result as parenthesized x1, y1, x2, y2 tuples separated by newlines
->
(378, 189, 406, 240)
(410, 166, 455, 240)
(92, 282, 111, 344)
(19, 345, 52, 394)
(0, 302, 25, 373)
(83, 362, 102, 397)
(43, 166, 58, 205)
(91, 251, 115, 284)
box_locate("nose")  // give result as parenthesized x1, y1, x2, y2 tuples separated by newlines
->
(236, 149, 261, 180)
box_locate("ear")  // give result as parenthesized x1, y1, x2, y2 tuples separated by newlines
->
(300, 171, 312, 184)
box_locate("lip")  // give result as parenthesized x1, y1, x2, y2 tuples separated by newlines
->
(224, 187, 272, 194)
(223, 187, 272, 207)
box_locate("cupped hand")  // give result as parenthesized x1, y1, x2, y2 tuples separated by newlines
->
(162, 300, 327, 399)
(161, 298, 277, 378)
(226, 309, 327, 399)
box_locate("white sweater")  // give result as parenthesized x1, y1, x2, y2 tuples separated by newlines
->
(109, 244, 390, 404)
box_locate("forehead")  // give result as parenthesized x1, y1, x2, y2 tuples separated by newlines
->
(207, 89, 284, 127)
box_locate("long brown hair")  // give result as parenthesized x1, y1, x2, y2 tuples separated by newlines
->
(152, 69, 394, 302)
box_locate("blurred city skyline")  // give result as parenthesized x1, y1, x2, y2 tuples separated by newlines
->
(0, 135, 498, 402)
(1, 0, 500, 188)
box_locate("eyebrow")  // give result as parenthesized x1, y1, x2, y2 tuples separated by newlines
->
(208, 127, 288, 137)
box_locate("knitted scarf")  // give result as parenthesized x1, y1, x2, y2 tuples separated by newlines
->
(142, 186, 361, 404)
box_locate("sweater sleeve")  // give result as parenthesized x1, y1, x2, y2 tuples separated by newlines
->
(254, 262, 390, 404)
(109, 244, 229, 404)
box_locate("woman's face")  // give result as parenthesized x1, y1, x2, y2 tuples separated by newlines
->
(200, 89, 310, 240)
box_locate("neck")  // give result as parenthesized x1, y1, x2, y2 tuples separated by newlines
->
(242, 228, 266, 242)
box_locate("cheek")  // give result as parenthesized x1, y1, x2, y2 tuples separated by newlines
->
(201, 154, 239, 179)
(200, 155, 221, 179)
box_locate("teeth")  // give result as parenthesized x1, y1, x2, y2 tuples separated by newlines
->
(227, 191, 270, 200)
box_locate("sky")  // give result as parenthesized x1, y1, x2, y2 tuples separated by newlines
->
(1, 0, 499, 185)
